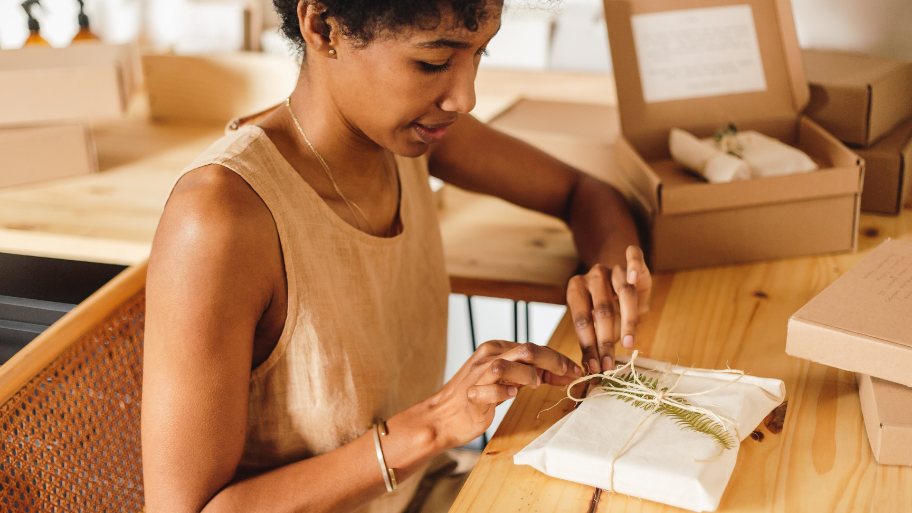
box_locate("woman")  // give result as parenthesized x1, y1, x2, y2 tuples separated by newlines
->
(141, 0, 652, 511)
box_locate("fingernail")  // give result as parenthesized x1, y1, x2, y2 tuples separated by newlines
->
(573, 364, 582, 377)
(588, 359, 600, 374)
(623, 335, 634, 348)
(508, 386, 518, 397)
(602, 356, 613, 371)
(536, 374, 542, 387)
(628, 270, 638, 284)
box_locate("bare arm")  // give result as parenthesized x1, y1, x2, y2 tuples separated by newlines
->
(141, 166, 581, 512)
(429, 115, 653, 374)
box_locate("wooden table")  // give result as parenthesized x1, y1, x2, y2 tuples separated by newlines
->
(0, 69, 615, 304)
(450, 209, 912, 512)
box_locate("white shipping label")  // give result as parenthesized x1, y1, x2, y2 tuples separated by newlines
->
(631, 5, 767, 103)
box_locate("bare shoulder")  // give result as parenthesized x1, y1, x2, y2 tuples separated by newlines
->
(148, 164, 282, 317)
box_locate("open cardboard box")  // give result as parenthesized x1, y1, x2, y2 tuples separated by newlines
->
(488, 99, 626, 191)
(857, 373, 912, 467)
(804, 49, 912, 148)
(855, 119, 912, 215)
(0, 123, 97, 189)
(0, 44, 135, 126)
(786, 239, 912, 388)
(604, 0, 863, 271)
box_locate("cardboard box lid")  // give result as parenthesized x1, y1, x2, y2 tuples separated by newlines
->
(803, 49, 912, 147)
(604, 0, 809, 158)
(792, 239, 912, 353)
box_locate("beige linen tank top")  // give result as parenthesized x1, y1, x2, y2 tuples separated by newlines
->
(175, 124, 450, 513)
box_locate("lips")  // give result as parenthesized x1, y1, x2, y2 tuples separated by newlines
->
(413, 119, 456, 144)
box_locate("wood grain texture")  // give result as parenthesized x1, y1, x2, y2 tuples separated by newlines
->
(450, 208, 912, 513)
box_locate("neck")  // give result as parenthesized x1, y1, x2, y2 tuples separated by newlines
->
(285, 72, 390, 182)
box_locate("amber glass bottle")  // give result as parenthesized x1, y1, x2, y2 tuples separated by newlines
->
(70, 0, 100, 44)
(22, 0, 51, 47)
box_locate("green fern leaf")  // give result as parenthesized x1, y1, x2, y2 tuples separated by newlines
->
(599, 369, 736, 450)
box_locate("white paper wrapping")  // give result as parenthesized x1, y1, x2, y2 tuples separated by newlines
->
(669, 128, 818, 183)
(514, 356, 786, 512)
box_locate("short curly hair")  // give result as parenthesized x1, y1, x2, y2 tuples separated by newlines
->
(273, 0, 497, 52)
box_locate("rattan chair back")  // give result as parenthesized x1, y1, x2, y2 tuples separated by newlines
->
(0, 263, 147, 512)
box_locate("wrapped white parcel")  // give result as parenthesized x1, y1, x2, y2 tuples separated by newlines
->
(514, 355, 786, 512)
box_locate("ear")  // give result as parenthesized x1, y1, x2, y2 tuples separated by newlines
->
(297, 1, 339, 58)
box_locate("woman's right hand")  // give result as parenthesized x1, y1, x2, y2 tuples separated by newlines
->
(424, 341, 583, 449)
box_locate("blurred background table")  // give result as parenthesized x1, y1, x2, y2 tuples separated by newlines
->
(0, 69, 615, 304)
(449, 209, 912, 512)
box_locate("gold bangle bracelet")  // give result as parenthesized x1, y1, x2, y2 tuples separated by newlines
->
(372, 423, 396, 492)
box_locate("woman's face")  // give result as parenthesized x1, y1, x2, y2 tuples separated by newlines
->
(320, 4, 503, 157)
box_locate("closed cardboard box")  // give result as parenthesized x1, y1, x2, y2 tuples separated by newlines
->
(604, 0, 863, 271)
(804, 49, 912, 148)
(0, 124, 97, 189)
(855, 119, 912, 215)
(488, 99, 626, 190)
(786, 239, 912, 388)
(143, 53, 298, 124)
(0, 44, 135, 126)
(857, 373, 912, 466)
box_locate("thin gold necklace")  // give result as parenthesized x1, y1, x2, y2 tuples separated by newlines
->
(285, 97, 386, 236)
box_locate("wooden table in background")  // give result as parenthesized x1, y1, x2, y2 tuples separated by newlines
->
(449, 210, 912, 512)
(0, 69, 616, 304)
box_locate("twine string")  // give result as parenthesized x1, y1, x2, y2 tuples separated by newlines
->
(563, 351, 746, 493)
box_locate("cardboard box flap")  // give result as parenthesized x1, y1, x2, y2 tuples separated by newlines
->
(604, 0, 809, 158)
(791, 239, 912, 351)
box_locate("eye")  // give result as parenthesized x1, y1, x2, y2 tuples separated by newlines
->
(418, 60, 453, 74)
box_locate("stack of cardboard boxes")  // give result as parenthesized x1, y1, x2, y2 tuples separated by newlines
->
(787, 239, 912, 466)
(804, 50, 912, 216)
(0, 44, 135, 190)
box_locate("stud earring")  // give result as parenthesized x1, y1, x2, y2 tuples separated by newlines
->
(328, 49, 336, 56)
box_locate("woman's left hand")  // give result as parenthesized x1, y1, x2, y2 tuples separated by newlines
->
(566, 245, 652, 375)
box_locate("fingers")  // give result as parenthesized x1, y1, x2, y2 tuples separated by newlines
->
(567, 276, 600, 374)
(586, 265, 617, 374)
(612, 265, 638, 351)
(467, 383, 518, 408)
(500, 342, 582, 381)
(626, 245, 653, 316)
(476, 357, 540, 387)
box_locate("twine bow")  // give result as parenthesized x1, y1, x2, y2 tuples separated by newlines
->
(564, 351, 745, 494)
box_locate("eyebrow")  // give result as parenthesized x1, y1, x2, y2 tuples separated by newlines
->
(414, 23, 502, 50)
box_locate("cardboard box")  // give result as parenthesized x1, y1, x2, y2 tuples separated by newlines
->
(804, 49, 912, 148)
(488, 99, 625, 189)
(143, 53, 298, 124)
(0, 44, 135, 127)
(786, 239, 912, 388)
(856, 119, 912, 215)
(857, 373, 912, 466)
(0, 124, 98, 189)
(604, 0, 863, 271)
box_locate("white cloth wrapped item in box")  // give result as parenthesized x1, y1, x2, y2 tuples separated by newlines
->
(670, 127, 818, 183)
(514, 353, 786, 512)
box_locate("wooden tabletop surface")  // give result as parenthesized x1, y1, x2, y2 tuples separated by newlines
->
(449, 208, 912, 512)
(0, 68, 615, 303)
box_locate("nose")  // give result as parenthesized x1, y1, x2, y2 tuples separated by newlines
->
(439, 59, 477, 114)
